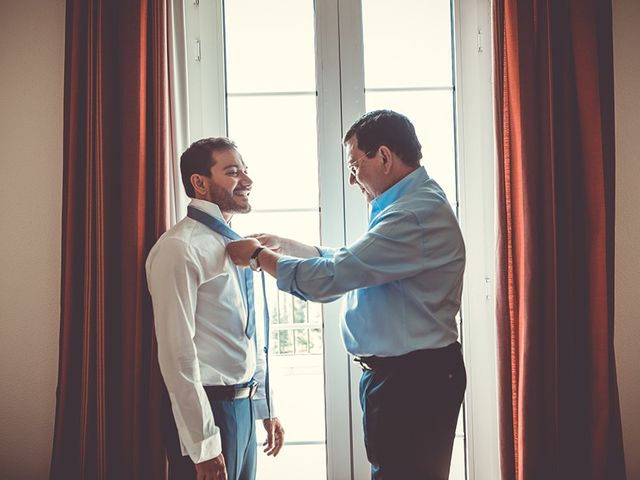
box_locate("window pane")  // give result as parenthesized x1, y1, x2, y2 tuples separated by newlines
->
(227, 95, 319, 211)
(276, 291, 296, 326)
(277, 330, 294, 354)
(266, 355, 325, 441)
(308, 301, 322, 325)
(224, 0, 316, 93)
(366, 90, 457, 202)
(294, 329, 310, 353)
(224, 4, 326, 467)
(258, 444, 327, 480)
(309, 328, 323, 354)
(293, 297, 308, 324)
(362, 0, 453, 88)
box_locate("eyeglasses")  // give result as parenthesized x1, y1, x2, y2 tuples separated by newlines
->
(346, 150, 374, 175)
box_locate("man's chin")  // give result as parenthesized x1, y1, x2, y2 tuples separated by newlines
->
(233, 201, 251, 214)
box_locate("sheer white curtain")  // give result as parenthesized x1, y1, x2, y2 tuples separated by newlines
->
(167, 0, 191, 223)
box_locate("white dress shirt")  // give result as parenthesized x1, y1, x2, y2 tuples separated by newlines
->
(146, 199, 273, 464)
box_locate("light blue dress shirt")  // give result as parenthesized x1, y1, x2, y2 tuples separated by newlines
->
(276, 167, 466, 357)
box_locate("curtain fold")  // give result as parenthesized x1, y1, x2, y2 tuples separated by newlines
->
(51, 0, 171, 478)
(493, 0, 625, 479)
(167, 0, 191, 222)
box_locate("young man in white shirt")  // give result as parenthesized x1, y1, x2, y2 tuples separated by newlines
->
(146, 138, 284, 480)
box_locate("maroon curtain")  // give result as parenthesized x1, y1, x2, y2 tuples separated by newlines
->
(50, 0, 170, 478)
(494, 0, 625, 479)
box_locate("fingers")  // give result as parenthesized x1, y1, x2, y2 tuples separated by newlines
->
(195, 454, 227, 480)
(263, 425, 274, 454)
(271, 425, 285, 456)
(225, 239, 259, 266)
(247, 234, 281, 251)
(263, 424, 284, 456)
(218, 454, 228, 480)
(247, 233, 269, 243)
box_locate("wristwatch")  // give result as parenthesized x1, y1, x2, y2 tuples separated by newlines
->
(249, 247, 265, 272)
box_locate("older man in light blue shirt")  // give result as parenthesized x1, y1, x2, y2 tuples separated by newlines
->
(278, 164, 464, 358)
(227, 110, 466, 480)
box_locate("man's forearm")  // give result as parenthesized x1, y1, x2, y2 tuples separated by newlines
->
(257, 248, 281, 278)
(280, 238, 319, 258)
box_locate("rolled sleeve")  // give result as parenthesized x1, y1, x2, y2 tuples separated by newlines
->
(316, 246, 338, 258)
(276, 255, 343, 303)
(275, 255, 301, 296)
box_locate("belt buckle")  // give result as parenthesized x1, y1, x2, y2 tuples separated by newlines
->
(247, 381, 258, 399)
(353, 357, 373, 371)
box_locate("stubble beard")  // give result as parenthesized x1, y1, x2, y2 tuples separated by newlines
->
(209, 181, 251, 215)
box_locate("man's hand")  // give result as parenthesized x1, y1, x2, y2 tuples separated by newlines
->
(247, 233, 283, 253)
(262, 417, 285, 457)
(226, 238, 261, 267)
(195, 453, 227, 480)
(249, 233, 320, 259)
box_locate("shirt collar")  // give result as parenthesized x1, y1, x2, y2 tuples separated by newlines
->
(370, 166, 429, 220)
(189, 199, 229, 224)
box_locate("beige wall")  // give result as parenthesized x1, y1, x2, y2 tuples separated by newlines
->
(613, 0, 640, 478)
(0, 0, 65, 478)
(0, 0, 637, 478)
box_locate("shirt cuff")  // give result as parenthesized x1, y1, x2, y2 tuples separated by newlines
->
(187, 431, 222, 464)
(253, 396, 277, 420)
(276, 256, 301, 294)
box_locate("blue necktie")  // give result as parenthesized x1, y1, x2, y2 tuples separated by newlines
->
(188, 206, 255, 338)
(240, 269, 256, 338)
(187, 206, 271, 416)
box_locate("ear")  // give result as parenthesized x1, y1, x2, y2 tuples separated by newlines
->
(379, 146, 394, 174)
(190, 173, 208, 197)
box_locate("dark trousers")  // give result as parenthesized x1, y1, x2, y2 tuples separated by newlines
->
(163, 394, 257, 480)
(359, 342, 466, 480)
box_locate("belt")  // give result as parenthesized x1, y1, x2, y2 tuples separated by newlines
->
(204, 380, 258, 401)
(354, 342, 461, 371)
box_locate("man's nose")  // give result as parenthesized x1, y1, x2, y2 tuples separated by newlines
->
(240, 172, 253, 186)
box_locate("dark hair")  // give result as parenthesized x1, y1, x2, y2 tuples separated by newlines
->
(343, 110, 422, 167)
(180, 137, 238, 198)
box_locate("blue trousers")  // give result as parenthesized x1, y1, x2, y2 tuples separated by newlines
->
(210, 398, 257, 480)
(359, 342, 466, 480)
(164, 396, 257, 480)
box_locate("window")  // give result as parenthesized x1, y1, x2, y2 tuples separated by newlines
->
(182, 0, 499, 478)
(221, 2, 327, 477)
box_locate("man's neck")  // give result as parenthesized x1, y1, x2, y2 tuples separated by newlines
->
(194, 196, 233, 223)
(380, 165, 420, 195)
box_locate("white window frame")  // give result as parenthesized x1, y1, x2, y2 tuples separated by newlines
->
(182, 0, 499, 478)
(452, 1, 500, 479)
